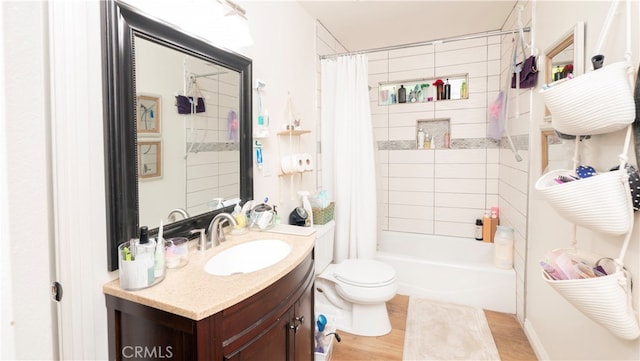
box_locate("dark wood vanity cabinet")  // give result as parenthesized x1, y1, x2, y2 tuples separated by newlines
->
(106, 252, 315, 361)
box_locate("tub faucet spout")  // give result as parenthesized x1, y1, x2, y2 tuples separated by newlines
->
(167, 208, 190, 222)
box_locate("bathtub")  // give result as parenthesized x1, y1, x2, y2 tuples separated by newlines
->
(376, 231, 516, 314)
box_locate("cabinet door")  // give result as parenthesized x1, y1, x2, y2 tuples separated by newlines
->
(294, 279, 314, 361)
(224, 311, 291, 361)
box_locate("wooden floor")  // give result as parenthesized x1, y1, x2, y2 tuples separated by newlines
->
(330, 295, 537, 361)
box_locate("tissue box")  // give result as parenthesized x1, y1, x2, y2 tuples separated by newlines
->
(312, 202, 335, 225)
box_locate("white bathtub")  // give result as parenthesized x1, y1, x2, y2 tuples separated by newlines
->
(376, 231, 516, 313)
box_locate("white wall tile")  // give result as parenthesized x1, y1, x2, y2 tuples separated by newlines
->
(389, 53, 434, 73)
(434, 192, 486, 209)
(435, 46, 487, 67)
(388, 68, 436, 82)
(436, 108, 486, 125)
(388, 126, 416, 141)
(389, 190, 434, 206)
(369, 59, 389, 75)
(435, 163, 487, 179)
(435, 178, 487, 194)
(389, 163, 434, 178)
(388, 204, 433, 220)
(434, 221, 475, 238)
(436, 61, 487, 79)
(388, 217, 433, 234)
(389, 149, 435, 163)
(435, 148, 486, 163)
(388, 177, 434, 191)
(435, 206, 485, 223)
(450, 123, 487, 139)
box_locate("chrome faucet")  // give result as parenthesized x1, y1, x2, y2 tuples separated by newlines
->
(167, 208, 190, 223)
(207, 213, 238, 247)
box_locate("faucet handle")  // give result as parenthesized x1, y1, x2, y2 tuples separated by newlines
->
(191, 228, 208, 251)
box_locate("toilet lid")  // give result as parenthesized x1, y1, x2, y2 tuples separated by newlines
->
(334, 259, 396, 287)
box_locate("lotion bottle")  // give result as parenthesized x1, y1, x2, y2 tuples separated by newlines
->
(417, 128, 425, 149)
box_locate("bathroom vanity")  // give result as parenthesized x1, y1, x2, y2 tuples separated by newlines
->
(103, 231, 315, 361)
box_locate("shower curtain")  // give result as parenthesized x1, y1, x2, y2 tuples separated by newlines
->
(320, 55, 377, 262)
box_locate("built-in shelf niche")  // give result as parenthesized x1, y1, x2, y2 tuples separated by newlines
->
(415, 118, 450, 149)
(379, 74, 468, 105)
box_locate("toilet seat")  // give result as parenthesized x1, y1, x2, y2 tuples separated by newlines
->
(334, 259, 396, 287)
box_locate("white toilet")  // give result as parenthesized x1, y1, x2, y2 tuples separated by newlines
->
(314, 220, 397, 336)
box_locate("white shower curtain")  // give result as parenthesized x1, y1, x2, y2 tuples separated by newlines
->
(320, 55, 377, 262)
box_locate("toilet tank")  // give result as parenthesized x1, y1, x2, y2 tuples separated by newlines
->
(313, 220, 335, 275)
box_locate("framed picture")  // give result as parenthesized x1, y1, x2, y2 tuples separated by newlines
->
(138, 140, 162, 180)
(136, 94, 161, 135)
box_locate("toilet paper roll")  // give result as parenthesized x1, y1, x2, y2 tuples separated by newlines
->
(293, 154, 306, 172)
(281, 156, 294, 174)
(301, 153, 313, 171)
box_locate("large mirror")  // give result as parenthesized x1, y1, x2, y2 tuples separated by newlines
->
(102, 0, 253, 271)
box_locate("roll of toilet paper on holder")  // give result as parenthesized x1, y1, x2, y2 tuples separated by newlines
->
(281, 154, 311, 174)
(301, 153, 313, 171)
(293, 154, 305, 172)
(281, 155, 294, 174)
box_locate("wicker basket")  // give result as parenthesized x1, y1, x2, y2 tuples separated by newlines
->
(542, 248, 639, 340)
(534, 169, 632, 235)
(312, 202, 335, 225)
(540, 61, 635, 135)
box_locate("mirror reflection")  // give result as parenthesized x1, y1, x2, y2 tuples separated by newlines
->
(135, 36, 241, 229)
(102, 0, 253, 271)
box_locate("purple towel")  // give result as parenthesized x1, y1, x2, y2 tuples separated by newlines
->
(175, 95, 205, 114)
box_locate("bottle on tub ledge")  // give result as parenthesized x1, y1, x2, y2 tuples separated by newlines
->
(482, 207, 500, 242)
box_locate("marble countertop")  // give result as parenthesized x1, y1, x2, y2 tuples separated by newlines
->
(103, 226, 316, 321)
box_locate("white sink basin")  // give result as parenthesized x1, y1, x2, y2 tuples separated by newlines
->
(204, 239, 292, 276)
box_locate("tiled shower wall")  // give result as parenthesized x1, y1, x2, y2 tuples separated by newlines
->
(314, 5, 531, 322)
(369, 37, 507, 238)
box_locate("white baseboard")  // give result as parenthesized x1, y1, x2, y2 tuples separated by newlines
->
(524, 318, 549, 360)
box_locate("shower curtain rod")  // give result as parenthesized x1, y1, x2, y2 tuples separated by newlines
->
(320, 27, 531, 59)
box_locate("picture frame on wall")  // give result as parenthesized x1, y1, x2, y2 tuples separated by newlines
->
(136, 94, 161, 135)
(138, 140, 162, 180)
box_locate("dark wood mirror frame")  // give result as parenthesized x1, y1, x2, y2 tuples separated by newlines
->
(101, 0, 253, 271)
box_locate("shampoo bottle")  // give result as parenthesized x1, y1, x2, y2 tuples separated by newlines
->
(444, 79, 451, 100)
(474, 219, 483, 241)
(398, 85, 407, 103)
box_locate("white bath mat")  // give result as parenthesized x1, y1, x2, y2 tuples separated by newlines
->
(403, 297, 500, 361)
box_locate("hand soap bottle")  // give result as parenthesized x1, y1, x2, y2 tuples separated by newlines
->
(417, 128, 425, 149)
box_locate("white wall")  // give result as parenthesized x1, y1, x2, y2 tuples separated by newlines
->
(240, 1, 317, 217)
(527, 1, 640, 360)
(1, 1, 57, 359)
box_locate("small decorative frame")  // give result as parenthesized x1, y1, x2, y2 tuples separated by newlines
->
(541, 129, 561, 173)
(136, 94, 161, 135)
(138, 140, 162, 180)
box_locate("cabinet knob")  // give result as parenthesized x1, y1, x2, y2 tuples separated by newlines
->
(289, 323, 300, 333)
(294, 315, 304, 324)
